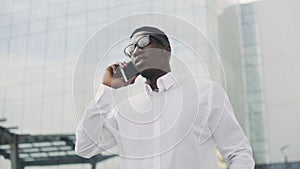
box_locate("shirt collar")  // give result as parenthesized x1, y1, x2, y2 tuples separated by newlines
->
(144, 72, 177, 95)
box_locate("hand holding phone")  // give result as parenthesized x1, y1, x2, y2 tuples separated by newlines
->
(116, 61, 139, 83)
(102, 61, 139, 89)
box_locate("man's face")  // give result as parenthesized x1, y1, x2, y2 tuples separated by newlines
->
(127, 31, 171, 73)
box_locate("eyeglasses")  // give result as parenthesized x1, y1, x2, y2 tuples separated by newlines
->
(124, 34, 167, 58)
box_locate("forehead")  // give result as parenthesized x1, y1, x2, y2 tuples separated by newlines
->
(129, 31, 148, 44)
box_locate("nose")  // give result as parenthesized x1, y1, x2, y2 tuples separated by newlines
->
(132, 45, 143, 58)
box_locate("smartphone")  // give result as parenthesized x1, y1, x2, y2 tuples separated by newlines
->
(116, 61, 139, 82)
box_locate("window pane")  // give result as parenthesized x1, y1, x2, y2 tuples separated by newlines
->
(11, 24, 28, 38)
(29, 20, 47, 34)
(0, 26, 10, 39)
(9, 37, 28, 71)
(12, 10, 29, 24)
(46, 30, 65, 61)
(31, 6, 48, 21)
(0, 14, 11, 27)
(48, 3, 66, 18)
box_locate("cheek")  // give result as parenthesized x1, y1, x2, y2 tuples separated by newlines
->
(144, 47, 164, 56)
(143, 48, 168, 64)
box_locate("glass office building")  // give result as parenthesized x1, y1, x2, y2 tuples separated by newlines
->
(240, 2, 267, 164)
(219, 0, 300, 167)
(0, 0, 212, 133)
(0, 0, 259, 168)
(219, 1, 267, 164)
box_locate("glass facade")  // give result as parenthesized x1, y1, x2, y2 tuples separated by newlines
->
(240, 2, 267, 164)
(4, 0, 282, 168)
(0, 0, 228, 168)
(0, 1, 221, 129)
(218, 1, 267, 164)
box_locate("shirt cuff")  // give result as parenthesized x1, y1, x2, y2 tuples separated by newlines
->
(94, 84, 115, 103)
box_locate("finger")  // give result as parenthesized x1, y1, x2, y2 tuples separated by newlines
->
(112, 65, 117, 73)
(106, 65, 113, 71)
(105, 66, 114, 76)
(111, 62, 122, 73)
(129, 76, 137, 84)
(118, 62, 127, 69)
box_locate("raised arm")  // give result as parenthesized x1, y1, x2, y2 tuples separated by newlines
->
(75, 84, 118, 158)
(75, 62, 137, 158)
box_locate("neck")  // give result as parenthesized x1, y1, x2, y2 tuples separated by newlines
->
(142, 69, 169, 90)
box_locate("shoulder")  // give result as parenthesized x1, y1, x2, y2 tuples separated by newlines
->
(193, 78, 225, 95)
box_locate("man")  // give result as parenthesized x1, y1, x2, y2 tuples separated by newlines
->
(75, 26, 255, 169)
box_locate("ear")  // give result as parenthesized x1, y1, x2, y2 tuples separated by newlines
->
(163, 46, 171, 60)
(165, 46, 171, 52)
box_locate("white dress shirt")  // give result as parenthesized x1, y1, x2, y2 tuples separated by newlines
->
(75, 72, 254, 169)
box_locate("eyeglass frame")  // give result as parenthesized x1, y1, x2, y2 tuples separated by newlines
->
(123, 34, 169, 58)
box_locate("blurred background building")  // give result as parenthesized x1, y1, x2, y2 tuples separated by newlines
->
(219, 1, 268, 164)
(0, 0, 299, 168)
(219, 0, 300, 167)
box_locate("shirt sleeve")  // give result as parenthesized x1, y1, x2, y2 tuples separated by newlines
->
(75, 84, 119, 158)
(209, 83, 255, 169)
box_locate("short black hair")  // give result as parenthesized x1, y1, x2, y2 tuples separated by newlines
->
(130, 26, 170, 47)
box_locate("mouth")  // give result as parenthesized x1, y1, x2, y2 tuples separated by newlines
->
(134, 56, 146, 65)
